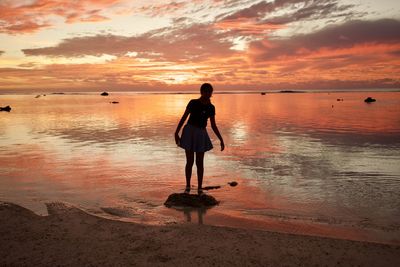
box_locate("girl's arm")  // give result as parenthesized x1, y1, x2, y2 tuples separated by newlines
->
(210, 116, 225, 151)
(175, 109, 190, 146)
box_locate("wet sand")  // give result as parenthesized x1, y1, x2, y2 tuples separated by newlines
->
(1, 201, 399, 267)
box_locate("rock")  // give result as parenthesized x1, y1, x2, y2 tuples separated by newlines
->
(261, 92, 266, 95)
(101, 92, 109, 96)
(364, 97, 376, 103)
(228, 181, 238, 187)
(164, 193, 219, 208)
(0, 105, 11, 112)
(337, 98, 343, 101)
(203, 185, 221, 190)
(110, 101, 119, 104)
(280, 90, 304, 93)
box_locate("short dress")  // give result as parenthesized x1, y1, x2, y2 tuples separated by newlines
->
(179, 99, 215, 152)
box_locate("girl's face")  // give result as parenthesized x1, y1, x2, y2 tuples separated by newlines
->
(201, 90, 213, 99)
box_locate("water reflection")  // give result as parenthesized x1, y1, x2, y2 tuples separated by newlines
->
(0, 92, 399, 244)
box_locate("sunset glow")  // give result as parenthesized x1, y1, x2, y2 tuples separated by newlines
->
(1, 0, 399, 92)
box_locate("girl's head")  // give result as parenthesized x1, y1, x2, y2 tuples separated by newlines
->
(200, 83, 213, 98)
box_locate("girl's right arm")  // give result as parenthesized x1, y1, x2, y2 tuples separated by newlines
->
(175, 109, 190, 146)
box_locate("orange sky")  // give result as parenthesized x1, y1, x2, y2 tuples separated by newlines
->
(0, 0, 399, 92)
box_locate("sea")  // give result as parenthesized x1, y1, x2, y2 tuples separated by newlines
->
(1, 91, 399, 244)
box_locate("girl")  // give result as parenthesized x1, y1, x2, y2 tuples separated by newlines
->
(175, 83, 225, 195)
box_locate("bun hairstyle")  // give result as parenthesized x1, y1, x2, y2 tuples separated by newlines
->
(200, 83, 213, 94)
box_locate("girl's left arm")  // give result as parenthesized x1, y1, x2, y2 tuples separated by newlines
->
(210, 116, 225, 151)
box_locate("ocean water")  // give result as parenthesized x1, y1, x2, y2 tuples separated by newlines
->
(1, 91, 399, 244)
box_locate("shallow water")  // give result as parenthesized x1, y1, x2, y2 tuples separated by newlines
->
(1, 91, 399, 244)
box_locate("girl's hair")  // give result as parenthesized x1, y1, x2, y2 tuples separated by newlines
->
(200, 83, 213, 94)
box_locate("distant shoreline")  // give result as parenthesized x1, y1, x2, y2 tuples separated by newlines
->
(1, 88, 400, 96)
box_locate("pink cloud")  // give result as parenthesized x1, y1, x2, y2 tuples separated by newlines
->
(214, 18, 283, 35)
(0, 0, 123, 34)
(22, 23, 238, 61)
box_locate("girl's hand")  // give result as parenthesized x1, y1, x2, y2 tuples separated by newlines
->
(220, 141, 225, 151)
(175, 133, 180, 146)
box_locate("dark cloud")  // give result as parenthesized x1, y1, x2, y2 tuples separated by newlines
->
(0, 51, 4, 56)
(22, 23, 237, 61)
(215, 0, 360, 36)
(264, 1, 358, 25)
(220, 0, 338, 21)
(250, 19, 400, 61)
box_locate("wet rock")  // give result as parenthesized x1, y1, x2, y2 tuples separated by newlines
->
(0, 105, 11, 112)
(164, 193, 219, 208)
(228, 181, 238, 187)
(203, 185, 221, 190)
(364, 97, 376, 103)
(110, 101, 119, 104)
(101, 92, 109, 96)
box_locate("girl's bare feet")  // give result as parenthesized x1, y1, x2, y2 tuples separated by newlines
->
(184, 186, 190, 194)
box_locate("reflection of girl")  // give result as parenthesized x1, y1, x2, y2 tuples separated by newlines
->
(175, 83, 225, 195)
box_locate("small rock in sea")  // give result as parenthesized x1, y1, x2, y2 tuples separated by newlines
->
(364, 97, 376, 103)
(228, 181, 238, 187)
(110, 101, 119, 104)
(164, 193, 219, 208)
(35, 95, 41, 98)
(261, 92, 266, 95)
(0, 105, 11, 112)
(101, 92, 109, 96)
(337, 98, 343, 101)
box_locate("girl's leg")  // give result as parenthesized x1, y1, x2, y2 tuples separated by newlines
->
(195, 152, 205, 192)
(185, 150, 194, 188)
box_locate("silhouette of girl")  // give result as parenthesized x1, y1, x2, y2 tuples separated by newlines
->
(175, 83, 225, 195)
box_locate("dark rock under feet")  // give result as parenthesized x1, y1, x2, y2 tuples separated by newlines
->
(164, 193, 219, 208)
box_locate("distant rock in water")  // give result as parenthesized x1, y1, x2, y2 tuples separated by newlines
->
(0, 105, 11, 112)
(280, 90, 304, 93)
(364, 97, 376, 103)
(261, 92, 266, 95)
(110, 101, 119, 104)
(101, 92, 109, 96)
(164, 193, 219, 208)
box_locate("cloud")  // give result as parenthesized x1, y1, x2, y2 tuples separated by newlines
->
(138, 1, 188, 17)
(249, 19, 400, 61)
(263, 1, 358, 25)
(220, 0, 354, 20)
(216, 0, 360, 35)
(0, 0, 123, 34)
(0, 51, 4, 56)
(22, 23, 237, 62)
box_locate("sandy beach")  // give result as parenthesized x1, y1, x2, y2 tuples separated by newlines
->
(1, 201, 399, 266)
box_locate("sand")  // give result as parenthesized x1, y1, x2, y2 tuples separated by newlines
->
(1, 201, 399, 267)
